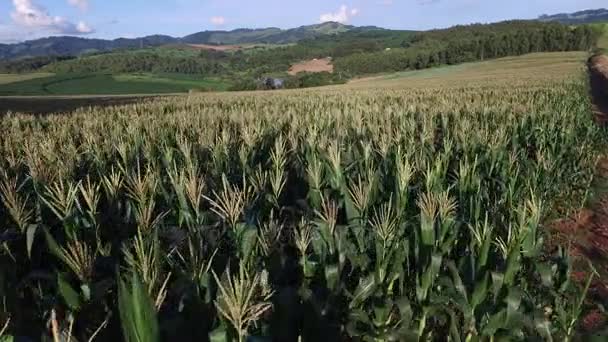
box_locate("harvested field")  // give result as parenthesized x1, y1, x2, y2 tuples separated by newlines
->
(288, 57, 333, 75)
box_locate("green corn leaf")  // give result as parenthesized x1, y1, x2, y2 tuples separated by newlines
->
(315, 222, 333, 256)
(505, 287, 523, 323)
(396, 296, 413, 327)
(535, 262, 554, 287)
(342, 186, 360, 224)
(325, 263, 340, 291)
(0, 336, 14, 342)
(446, 261, 467, 301)
(346, 309, 372, 336)
(490, 272, 504, 302)
(43, 228, 69, 266)
(481, 310, 506, 336)
(118, 273, 160, 342)
(373, 304, 392, 327)
(417, 254, 442, 302)
(57, 274, 81, 312)
(503, 247, 521, 287)
(349, 274, 377, 309)
(420, 214, 435, 248)
(470, 273, 489, 310)
(238, 225, 258, 263)
(209, 325, 230, 342)
(307, 188, 322, 210)
(446, 308, 462, 342)
(477, 228, 493, 272)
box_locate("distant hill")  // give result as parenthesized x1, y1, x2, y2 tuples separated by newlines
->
(0, 35, 178, 60)
(0, 22, 373, 60)
(538, 8, 608, 24)
(182, 22, 358, 44)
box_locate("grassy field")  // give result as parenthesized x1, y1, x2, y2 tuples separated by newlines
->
(0, 51, 606, 340)
(590, 23, 608, 51)
(600, 24, 608, 50)
(346, 51, 588, 89)
(0, 72, 230, 96)
(0, 73, 54, 85)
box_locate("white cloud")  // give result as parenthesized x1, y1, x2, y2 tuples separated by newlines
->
(76, 21, 92, 33)
(11, 0, 94, 34)
(320, 5, 360, 24)
(67, 0, 88, 11)
(210, 16, 226, 25)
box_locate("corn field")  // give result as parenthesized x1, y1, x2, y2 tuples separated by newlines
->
(0, 77, 606, 341)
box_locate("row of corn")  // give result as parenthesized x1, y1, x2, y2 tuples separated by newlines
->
(0, 79, 606, 341)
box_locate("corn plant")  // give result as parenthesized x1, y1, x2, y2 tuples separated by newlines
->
(0, 67, 605, 341)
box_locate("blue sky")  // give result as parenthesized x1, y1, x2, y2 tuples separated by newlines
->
(0, 0, 605, 43)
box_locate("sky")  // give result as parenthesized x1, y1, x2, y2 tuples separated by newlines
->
(0, 0, 605, 43)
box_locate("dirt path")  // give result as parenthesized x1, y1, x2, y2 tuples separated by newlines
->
(552, 55, 608, 332)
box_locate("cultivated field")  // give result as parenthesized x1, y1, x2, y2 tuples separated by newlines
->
(0, 73, 229, 96)
(347, 52, 588, 89)
(0, 73, 54, 85)
(0, 95, 158, 115)
(0, 51, 606, 340)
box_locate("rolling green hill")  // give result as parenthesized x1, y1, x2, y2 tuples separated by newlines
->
(0, 22, 373, 60)
(0, 19, 601, 96)
(182, 22, 358, 44)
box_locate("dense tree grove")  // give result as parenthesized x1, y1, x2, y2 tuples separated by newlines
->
(0, 56, 75, 73)
(46, 51, 228, 75)
(335, 21, 601, 74)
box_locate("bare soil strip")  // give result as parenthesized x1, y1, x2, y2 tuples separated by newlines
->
(288, 58, 334, 75)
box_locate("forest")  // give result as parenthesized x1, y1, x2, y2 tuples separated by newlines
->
(335, 21, 601, 74)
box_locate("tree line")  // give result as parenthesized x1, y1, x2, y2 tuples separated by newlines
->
(44, 51, 228, 75)
(334, 21, 601, 75)
(0, 56, 75, 73)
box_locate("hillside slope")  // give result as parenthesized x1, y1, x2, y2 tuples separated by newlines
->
(0, 22, 370, 60)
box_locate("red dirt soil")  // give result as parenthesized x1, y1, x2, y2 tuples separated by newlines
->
(288, 58, 334, 75)
(551, 54, 608, 332)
